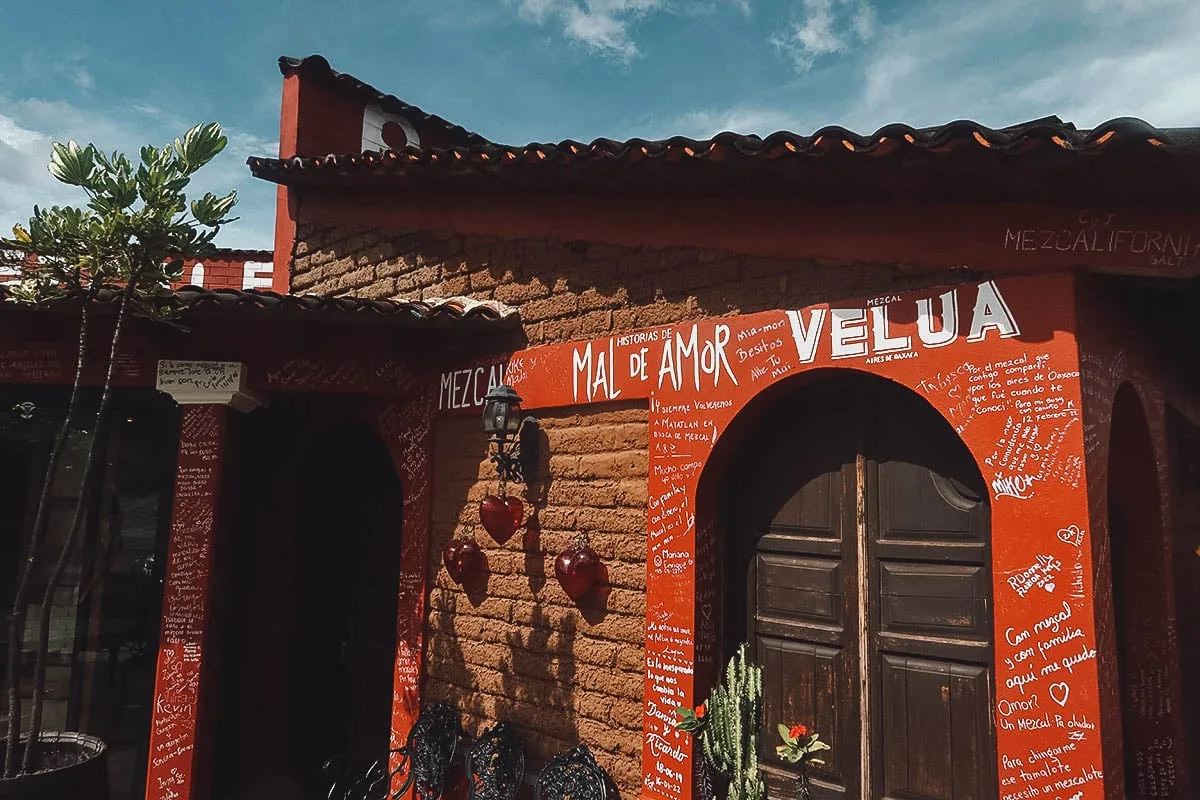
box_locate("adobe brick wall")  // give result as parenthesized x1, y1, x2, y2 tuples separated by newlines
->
(290, 223, 961, 345)
(291, 222, 963, 798)
(428, 408, 648, 793)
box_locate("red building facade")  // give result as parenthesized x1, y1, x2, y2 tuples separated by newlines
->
(239, 55, 1200, 800)
(168, 250, 275, 293)
(3, 55, 1199, 800)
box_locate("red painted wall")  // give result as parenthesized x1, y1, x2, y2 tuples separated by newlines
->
(2, 251, 274, 293)
(437, 273, 1120, 800)
(170, 254, 275, 292)
(1074, 278, 1199, 799)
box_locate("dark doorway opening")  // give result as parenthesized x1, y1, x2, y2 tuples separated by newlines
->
(1166, 404, 1200, 795)
(1110, 387, 1190, 798)
(216, 399, 403, 799)
(720, 372, 996, 800)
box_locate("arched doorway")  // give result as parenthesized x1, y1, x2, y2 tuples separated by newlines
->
(214, 402, 404, 799)
(1109, 384, 1188, 798)
(289, 421, 404, 783)
(721, 372, 996, 800)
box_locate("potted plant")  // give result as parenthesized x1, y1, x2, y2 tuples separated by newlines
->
(676, 644, 766, 800)
(0, 123, 237, 798)
(775, 722, 829, 800)
(677, 645, 831, 800)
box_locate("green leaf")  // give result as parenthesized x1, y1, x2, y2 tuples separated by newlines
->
(190, 190, 238, 226)
(47, 141, 96, 187)
(175, 122, 227, 173)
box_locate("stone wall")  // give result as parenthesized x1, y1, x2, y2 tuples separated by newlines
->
(291, 222, 960, 798)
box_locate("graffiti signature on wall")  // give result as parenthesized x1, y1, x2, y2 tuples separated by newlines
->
(437, 275, 1107, 800)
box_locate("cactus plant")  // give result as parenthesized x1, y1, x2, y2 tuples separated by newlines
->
(676, 644, 765, 800)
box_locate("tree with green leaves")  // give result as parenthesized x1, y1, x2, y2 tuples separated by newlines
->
(0, 123, 237, 778)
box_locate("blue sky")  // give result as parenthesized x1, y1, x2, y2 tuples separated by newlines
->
(2, 0, 1198, 251)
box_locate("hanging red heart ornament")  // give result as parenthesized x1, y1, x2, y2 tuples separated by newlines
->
(480, 494, 518, 544)
(442, 539, 464, 583)
(443, 538, 482, 584)
(555, 543, 600, 601)
(504, 495, 524, 529)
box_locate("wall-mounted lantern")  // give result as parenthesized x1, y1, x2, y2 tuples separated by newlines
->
(475, 385, 539, 545)
(482, 384, 539, 486)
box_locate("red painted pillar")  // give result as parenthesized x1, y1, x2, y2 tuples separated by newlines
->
(145, 362, 263, 800)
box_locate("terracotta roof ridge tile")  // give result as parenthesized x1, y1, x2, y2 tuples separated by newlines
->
(278, 54, 492, 149)
(420, 295, 520, 319)
(247, 115, 1200, 186)
(191, 248, 274, 261)
(0, 285, 522, 327)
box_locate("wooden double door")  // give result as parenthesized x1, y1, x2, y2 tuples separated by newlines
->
(729, 376, 997, 800)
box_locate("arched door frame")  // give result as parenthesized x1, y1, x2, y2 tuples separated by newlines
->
(233, 391, 435, 766)
(632, 277, 1106, 800)
(358, 391, 437, 765)
(489, 274, 1107, 800)
(703, 369, 998, 799)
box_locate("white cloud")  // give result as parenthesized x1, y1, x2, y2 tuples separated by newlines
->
(73, 69, 94, 90)
(664, 0, 1200, 142)
(564, 3, 646, 59)
(1082, 0, 1188, 12)
(842, 0, 1200, 130)
(772, 0, 876, 72)
(668, 106, 806, 137)
(0, 97, 276, 251)
(518, 0, 561, 22)
(514, 0, 747, 61)
(850, 1, 875, 39)
(516, 0, 664, 60)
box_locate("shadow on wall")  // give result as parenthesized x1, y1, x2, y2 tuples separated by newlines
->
(423, 416, 585, 770)
(422, 408, 646, 798)
(522, 424, 552, 596)
(503, 606, 580, 762)
(292, 223, 988, 344)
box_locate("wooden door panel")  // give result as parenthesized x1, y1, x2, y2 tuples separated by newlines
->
(757, 553, 844, 628)
(869, 392, 995, 800)
(737, 377, 994, 800)
(878, 561, 990, 641)
(771, 468, 840, 535)
(877, 458, 982, 540)
(758, 636, 852, 797)
(879, 656, 993, 800)
(751, 448, 856, 799)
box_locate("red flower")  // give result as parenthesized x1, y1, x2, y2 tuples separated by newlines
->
(789, 724, 808, 739)
(695, 704, 707, 720)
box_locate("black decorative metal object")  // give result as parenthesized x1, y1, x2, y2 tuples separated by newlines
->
(482, 384, 539, 485)
(534, 745, 610, 800)
(323, 751, 397, 800)
(486, 417, 539, 485)
(466, 722, 525, 800)
(324, 703, 462, 800)
(404, 703, 463, 800)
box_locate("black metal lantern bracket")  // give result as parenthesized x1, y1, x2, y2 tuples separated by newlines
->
(483, 384, 540, 485)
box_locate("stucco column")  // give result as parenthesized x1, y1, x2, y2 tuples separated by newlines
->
(145, 362, 264, 800)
